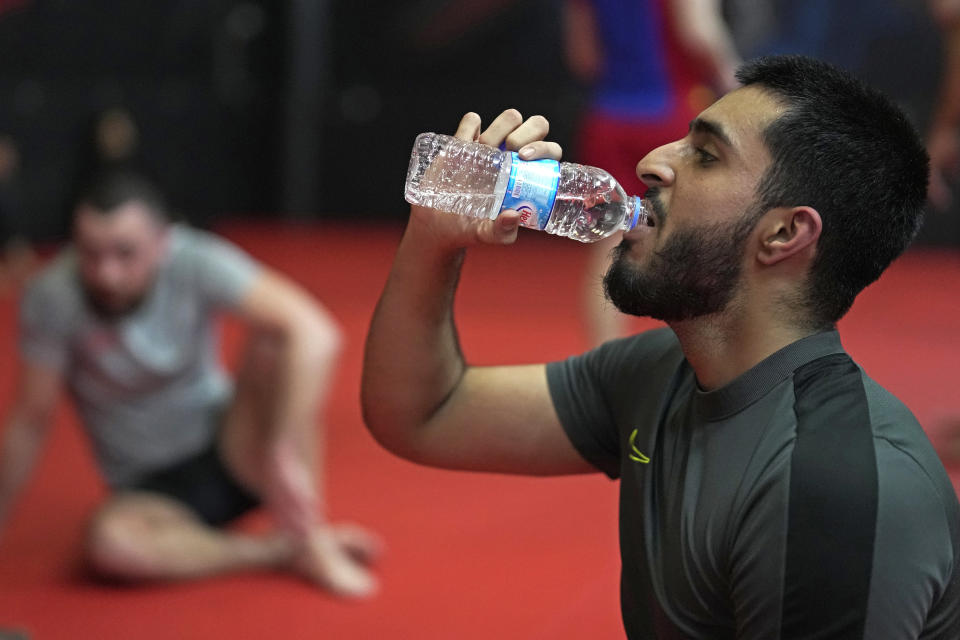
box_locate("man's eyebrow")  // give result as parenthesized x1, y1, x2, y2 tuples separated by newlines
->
(689, 118, 733, 148)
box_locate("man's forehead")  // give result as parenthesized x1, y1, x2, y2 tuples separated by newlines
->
(696, 85, 785, 149)
(74, 204, 165, 248)
(76, 201, 160, 231)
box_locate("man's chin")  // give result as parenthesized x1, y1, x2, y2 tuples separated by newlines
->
(86, 293, 141, 319)
(604, 260, 650, 317)
(603, 257, 699, 322)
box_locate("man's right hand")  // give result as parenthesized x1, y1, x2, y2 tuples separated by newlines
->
(407, 109, 563, 251)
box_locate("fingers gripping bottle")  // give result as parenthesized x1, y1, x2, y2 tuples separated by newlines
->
(404, 132, 651, 243)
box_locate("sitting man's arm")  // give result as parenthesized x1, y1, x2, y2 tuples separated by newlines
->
(231, 266, 344, 536)
(195, 233, 379, 595)
(0, 360, 62, 542)
(361, 109, 594, 476)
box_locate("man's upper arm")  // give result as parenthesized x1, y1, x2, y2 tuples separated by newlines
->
(400, 363, 597, 476)
(19, 274, 72, 373)
(11, 360, 63, 424)
(16, 277, 69, 423)
(184, 229, 330, 334)
(398, 335, 637, 477)
(179, 228, 260, 309)
(861, 440, 959, 639)
(234, 267, 334, 337)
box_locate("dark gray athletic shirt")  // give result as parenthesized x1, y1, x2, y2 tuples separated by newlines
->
(547, 328, 960, 639)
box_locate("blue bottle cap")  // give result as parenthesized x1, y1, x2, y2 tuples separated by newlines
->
(629, 198, 641, 230)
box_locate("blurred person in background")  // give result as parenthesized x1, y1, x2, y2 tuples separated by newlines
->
(928, 0, 960, 207)
(927, 0, 960, 464)
(563, 0, 740, 346)
(0, 171, 380, 596)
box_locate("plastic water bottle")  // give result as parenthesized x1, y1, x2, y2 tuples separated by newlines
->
(404, 132, 650, 243)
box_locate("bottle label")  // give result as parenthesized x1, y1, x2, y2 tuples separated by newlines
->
(500, 153, 560, 230)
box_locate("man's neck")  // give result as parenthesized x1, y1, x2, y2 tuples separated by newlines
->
(670, 310, 821, 391)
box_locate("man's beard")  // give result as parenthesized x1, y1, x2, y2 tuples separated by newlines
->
(82, 284, 148, 320)
(603, 200, 757, 322)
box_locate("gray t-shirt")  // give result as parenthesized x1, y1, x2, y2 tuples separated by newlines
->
(547, 328, 960, 639)
(20, 225, 260, 487)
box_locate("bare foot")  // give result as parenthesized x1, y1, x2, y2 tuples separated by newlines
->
(290, 524, 381, 598)
(330, 522, 384, 565)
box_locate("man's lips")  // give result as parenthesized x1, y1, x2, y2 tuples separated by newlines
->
(644, 191, 666, 228)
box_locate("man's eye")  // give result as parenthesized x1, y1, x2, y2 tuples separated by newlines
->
(695, 148, 717, 164)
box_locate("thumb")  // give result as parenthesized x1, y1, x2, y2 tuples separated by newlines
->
(484, 210, 521, 245)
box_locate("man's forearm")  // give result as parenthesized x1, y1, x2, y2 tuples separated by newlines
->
(0, 413, 49, 535)
(671, 0, 740, 92)
(361, 219, 470, 454)
(267, 318, 341, 538)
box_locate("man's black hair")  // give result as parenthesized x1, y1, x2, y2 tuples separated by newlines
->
(75, 170, 169, 223)
(737, 55, 929, 328)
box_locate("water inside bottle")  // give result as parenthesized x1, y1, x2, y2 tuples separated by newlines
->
(545, 165, 634, 241)
(406, 133, 508, 219)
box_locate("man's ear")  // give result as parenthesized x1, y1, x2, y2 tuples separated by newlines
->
(756, 206, 822, 266)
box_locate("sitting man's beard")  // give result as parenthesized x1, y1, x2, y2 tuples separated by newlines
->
(82, 284, 148, 319)
(603, 215, 755, 323)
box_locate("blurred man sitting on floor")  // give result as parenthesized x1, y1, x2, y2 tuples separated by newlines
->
(0, 171, 379, 596)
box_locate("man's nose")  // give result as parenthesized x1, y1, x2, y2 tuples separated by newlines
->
(635, 141, 679, 190)
(95, 259, 124, 286)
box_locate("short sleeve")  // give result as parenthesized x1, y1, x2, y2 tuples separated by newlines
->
(19, 277, 73, 371)
(175, 228, 262, 309)
(861, 440, 959, 639)
(547, 346, 622, 478)
(545, 328, 681, 479)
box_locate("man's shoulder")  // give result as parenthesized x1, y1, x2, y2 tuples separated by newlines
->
(850, 369, 933, 448)
(548, 327, 684, 397)
(859, 373, 956, 499)
(857, 372, 918, 424)
(592, 326, 684, 373)
(19, 249, 85, 343)
(549, 327, 686, 403)
(165, 224, 222, 261)
(795, 354, 927, 441)
(794, 356, 956, 509)
(168, 224, 249, 253)
(23, 249, 82, 309)
(164, 224, 257, 273)
(161, 224, 261, 307)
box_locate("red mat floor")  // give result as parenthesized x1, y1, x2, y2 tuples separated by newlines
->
(0, 222, 957, 639)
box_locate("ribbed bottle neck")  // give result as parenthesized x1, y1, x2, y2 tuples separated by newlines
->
(622, 196, 648, 231)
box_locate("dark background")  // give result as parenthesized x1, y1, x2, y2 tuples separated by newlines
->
(0, 0, 957, 245)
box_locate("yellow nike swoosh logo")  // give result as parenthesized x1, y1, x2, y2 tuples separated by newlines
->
(628, 428, 650, 464)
